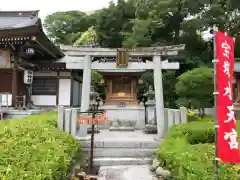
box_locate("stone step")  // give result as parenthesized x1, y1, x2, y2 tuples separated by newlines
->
(98, 165, 154, 180)
(93, 157, 152, 166)
(109, 126, 134, 131)
(83, 148, 156, 157)
(78, 140, 159, 149)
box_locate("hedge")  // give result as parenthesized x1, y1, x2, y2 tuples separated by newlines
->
(157, 118, 240, 180)
(0, 112, 81, 180)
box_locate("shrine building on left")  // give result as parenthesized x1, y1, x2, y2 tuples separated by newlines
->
(0, 11, 82, 108)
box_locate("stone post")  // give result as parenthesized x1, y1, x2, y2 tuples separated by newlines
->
(71, 109, 78, 137)
(180, 107, 187, 123)
(168, 109, 174, 128)
(174, 110, 181, 125)
(144, 86, 157, 134)
(64, 109, 72, 133)
(153, 54, 165, 137)
(58, 106, 64, 131)
(79, 55, 92, 137)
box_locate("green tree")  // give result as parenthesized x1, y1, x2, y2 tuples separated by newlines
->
(44, 11, 89, 44)
(74, 27, 99, 46)
(93, 0, 136, 47)
(91, 70, 106, 101)
(123, 18, 153, 48)
(200, 0, 240, 35)
(175, 67, 213, 116)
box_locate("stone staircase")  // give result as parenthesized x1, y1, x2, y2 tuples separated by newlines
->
(77, 130, 159, 168)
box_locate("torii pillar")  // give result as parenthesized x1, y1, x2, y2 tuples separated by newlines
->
(153, 54, 165, 138)
(152, 46, 185, 138)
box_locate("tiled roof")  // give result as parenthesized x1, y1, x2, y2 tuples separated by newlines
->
(0, 11, 38, 30)
(0, 11, 64, 60)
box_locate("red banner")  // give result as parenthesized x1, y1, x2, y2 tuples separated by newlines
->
(216, 31, 240, 163)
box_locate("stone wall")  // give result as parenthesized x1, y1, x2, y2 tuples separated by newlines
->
(58, 106, 187, 138)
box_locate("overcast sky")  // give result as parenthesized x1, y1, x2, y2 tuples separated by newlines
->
(1, 0, 115, 20)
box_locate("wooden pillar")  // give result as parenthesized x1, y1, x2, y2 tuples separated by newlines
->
(56, 71, 60, 106)
(133, 78, 137, 101)
(131, 79, 134, 97)
(70, 71, 74, 107)
(109, 79, 112, 100)
(12, 56, 18, 107)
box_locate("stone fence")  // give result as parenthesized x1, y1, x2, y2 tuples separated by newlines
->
(58, 106, 187, 138)
(164, 107, 187, 130)
(58, 107, 80, 138)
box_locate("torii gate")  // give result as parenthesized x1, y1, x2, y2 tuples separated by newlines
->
(60, 44, 185, 137)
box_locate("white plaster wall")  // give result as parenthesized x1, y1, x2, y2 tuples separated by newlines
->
(72, 80, 80, 106)
(32, 95, 56, 106)
(0, 93, 12, 106)
(31, 71, 73, 106)
(59, 79, 71, 106)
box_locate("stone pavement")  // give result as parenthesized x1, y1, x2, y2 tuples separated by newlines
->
(98, 165, 155, 180)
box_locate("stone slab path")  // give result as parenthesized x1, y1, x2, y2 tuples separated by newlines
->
(98, 165, 155, 180)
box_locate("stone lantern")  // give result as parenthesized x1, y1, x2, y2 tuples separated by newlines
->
(89, 86, 98, 105)
(144, 85, 157, 134)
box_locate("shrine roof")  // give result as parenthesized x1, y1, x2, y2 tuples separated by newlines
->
(0, 11, 64, 61)
(0, 11, 39, 30)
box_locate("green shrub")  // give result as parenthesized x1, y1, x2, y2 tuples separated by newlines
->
(187, 110, 214, 122)
(167, 121, 214, 144)
(187, 110, 199, 122)
(157, 120, 239, 180)
(0, 112, 81, 180)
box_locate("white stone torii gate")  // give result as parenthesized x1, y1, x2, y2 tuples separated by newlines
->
(60, 44, 185, 137)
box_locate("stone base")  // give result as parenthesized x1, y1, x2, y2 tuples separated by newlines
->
(109, 120, 135, 131)
(100, 105, 145, 129)
(144, 124, 157, 134)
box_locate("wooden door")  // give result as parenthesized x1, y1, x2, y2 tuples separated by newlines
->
(0, 71, 12, 93)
